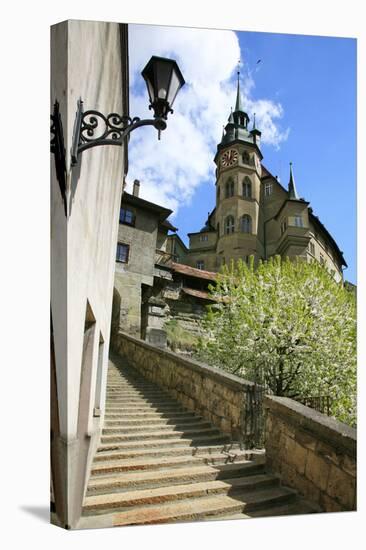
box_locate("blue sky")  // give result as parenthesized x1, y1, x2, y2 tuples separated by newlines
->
(128, 26, 356, 283)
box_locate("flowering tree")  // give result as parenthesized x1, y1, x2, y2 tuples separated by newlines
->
(199, 256, 356, 426)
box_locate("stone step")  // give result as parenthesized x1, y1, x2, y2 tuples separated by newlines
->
(101, 427, 221, 443)
(104, 410, 197, 420)
(94, 443, 246, 462)
(102, 420, 212, 434)
(91, 451, 251, 475)
(105, 394, 169, 400)
(87, 460, 265, 494)
(104, 405, 187, 413)
(104, 415, 204, 427)
(83, 474, 280, 515)
(97, 434, 231, 453)
(81, 486, 296, 527)
(106, 388, 167, 394)
(244, 497, 321, 518)
(105, 398, 179, 407)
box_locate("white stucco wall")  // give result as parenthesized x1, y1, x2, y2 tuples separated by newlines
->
(51, 19, 127, 527)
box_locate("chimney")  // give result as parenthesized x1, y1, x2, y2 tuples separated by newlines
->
(133, 179, 140, 197)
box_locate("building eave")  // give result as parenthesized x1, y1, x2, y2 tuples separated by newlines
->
(122, 192, 172, 221)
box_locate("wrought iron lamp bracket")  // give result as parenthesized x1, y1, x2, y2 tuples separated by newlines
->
(70, 99, 167, 166)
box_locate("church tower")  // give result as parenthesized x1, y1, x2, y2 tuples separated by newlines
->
(213, 71, 263, 267)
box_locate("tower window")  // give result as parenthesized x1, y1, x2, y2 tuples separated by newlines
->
(294, 214, 303, 227)
(242, 150, 250, 164)
(240, 214, 252, 234)
(225, 179, 235, 198)
(225, 216, 235, 234)
(264, 182, 273, 197)
(243, 176, 252, 198)
(309, 242, 315, 255)
(320, 254, 325, 266)
(116, 243, 130, 263)
(120, 208, 135, 226)
(196, 260, 205, 270)
(199, 234, 208, 242)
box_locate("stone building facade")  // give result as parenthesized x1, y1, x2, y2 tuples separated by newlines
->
(111, 185, 216, 348)
(112, 181, 176, 340)
(166, 77, 346, 283)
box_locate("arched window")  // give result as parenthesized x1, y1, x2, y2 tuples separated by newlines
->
(242, 176, 252, 198)
(225, 215, 235, 234)
(242, 150, 250, 164)
(241, 214, 252, 233)
(225, 179, 235, 198)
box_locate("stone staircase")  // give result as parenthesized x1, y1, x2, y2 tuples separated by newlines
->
(78, 357, 318, 529)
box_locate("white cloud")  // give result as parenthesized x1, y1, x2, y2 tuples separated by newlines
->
(127, 24, 289, 214)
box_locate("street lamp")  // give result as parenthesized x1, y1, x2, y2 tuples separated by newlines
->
(70, 55, 185, 166)
(51, 55, 185, 171)
(141, 55, 185, 121)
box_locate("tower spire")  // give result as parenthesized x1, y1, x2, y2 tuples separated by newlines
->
(288, 162, 299, 200)
(235, 63, 244, 112)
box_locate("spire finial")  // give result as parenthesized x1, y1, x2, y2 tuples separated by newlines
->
(253, 112, 256, 129)
(288, 161, 299, 200)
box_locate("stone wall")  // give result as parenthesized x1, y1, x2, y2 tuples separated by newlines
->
(112, 331, 261, 447)
(264, 396, 356, 512)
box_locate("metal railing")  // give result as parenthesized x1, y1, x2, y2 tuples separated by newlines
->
(239, 389, 332, 450)
(240, 384, 266, 449)
(297, 395, 332, 416)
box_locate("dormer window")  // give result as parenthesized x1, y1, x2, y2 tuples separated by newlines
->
(225, 179, 235, 198)
(120, 208, 136, 226)
(243, 176, 252, 198)
(264, 182, 273, 197)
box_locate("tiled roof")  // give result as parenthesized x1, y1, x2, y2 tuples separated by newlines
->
(181, 287, 215, 300)
(171, 262, 217, 281)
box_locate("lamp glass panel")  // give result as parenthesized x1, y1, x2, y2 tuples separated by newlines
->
(167, 69, 181, 105)
(146, 79, 155, 104)
(156, 61, 172, 101)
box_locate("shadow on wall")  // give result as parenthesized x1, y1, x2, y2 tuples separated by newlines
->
(110, 286, 122, 341)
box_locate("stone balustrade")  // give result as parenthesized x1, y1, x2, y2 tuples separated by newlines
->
(112, 331, 262, 447)
(264, 396, 356, 512)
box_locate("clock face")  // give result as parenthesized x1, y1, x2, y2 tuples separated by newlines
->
(221, 149, 238, 167)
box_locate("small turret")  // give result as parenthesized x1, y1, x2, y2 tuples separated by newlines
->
(250, 112, 262, 147)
